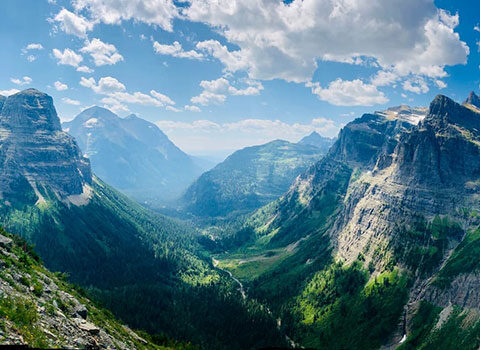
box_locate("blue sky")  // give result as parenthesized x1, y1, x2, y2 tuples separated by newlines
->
(0, 0, 478, 158)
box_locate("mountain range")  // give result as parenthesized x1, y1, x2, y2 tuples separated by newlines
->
(0, 89, 284, 349)
(211, 91, 480, 349)
(181, 138, 334, 218)
(4, 87, 480, 349)
(63, 106, 208, 204)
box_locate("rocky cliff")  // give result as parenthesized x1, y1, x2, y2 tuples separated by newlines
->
(0, 89, 91, 206)
(225, 95, 480, 348)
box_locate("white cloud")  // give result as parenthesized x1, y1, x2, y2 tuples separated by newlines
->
(402, 77, 430, 94)
(191, 77, 263, 105)
(307, 79, 388, 106)
(196, 40, 248, 72)
(184, 105, 202, 112)
(166, 106, 182, 112)
(73, 0, 179, 32)
(10, 76, 33, 86)
(184, 1, 468, 86)
(191, 91, 227, 105)
(156, 117, 339, 154)
(27, 55, 37, 62)
(22, 43, 44, 54)
(54, 81, 68, 91)
(153, 41, 203, 59)
(150, 90, 175, 105)
(80, 76, 126, 94)
(371, 71, 399, 87)
(53, 8, 94, 38)
(80, 38, 124, 66)
(435, 80, 447, 89)
(80, 76, 177, 111)
(62, 97, 81, 105)
(52, 48, 83, 67)
(76, 65, 94, 73)
(100, 97, 129, 113)
(0, 89, 20, 96)
(475, 25, 480, 32)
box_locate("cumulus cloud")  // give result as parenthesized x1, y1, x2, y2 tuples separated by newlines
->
(53, 8, 94, 38)
(52, 48, 83, 67)
(0, 89, 20, 96)
(184, 105, 202, 112)
(80, 76, 176, 111)
(62, 97, 81, 105)
(307, 79, 388, 106)
(153, 41, 203, 59)
(156, 117, 339, 155)
(22, 43, 44, 56)
(435, 80, 447, 89)
(371, 71, 399, 87)
(54, 81, 68, 91)
(80, 76, 126, 94)
(73, 0, 179, 32)
(80, 38, 124, 66)
(76, 65, 94, 73)
(402, 77, 430, 94)
(10, 76, 33, 86)
(191, 77, 263, 105)
(184, 0, 468, 86)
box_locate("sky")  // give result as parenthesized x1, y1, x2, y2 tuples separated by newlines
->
(0, 0, 479, 158)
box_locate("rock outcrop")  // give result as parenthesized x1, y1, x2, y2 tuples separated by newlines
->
(0, 230, 155, 349)
(0, 89, 91, 206)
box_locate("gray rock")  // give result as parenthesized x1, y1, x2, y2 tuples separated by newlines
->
(0, 89, 92, 205)
(0, 234, 12, 247)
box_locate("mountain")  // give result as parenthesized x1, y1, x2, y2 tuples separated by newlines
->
(0, 229, 181, 349)
(181, 139, 328, 218)
(463, 90, 480, 110)
(63, 107, 205, 204)
(298, 131, 336, 152)
(0, 89, 284, 350)
(212, 95, 480, 348)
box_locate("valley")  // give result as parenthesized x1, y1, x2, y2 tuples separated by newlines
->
(3, 89, 480, 350)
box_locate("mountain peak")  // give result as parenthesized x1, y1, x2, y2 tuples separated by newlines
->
(464, 91, 480, 108)
(0, 88, 61, 132)
(425, 94, 480, 131)
(0, 89, 91, 203)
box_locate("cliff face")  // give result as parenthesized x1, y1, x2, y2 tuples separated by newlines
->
(0, 89, 91, 206)
(238, 94, 480, 347)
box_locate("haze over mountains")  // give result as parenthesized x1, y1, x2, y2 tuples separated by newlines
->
(63, 106, 208, 204)
(181, 138, 334, 218)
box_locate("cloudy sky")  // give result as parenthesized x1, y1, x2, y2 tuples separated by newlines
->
(1, 0, 478, 158)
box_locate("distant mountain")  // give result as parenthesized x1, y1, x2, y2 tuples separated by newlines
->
(463, 90, 480, 110)
(63, 107, 205, 204)
(216, 94, 480, 348)
(298, 131, 336, 152)
(181, 139, 328, 217)
(0, 89, 284, 349)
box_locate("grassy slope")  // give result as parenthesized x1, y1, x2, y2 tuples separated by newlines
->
(0, 228, 188, 349)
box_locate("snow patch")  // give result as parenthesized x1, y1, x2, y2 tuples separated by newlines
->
(84, 118, 99, 128)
